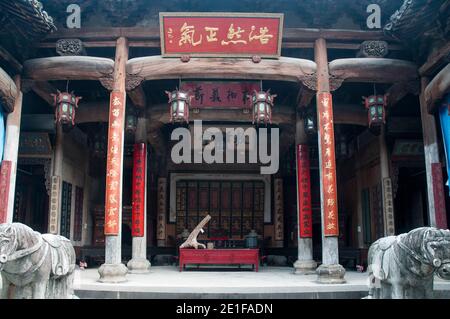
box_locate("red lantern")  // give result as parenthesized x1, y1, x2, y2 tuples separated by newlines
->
(363, 94, 387, 128)
(251, 90, 276, 125)
(165, 89, 191, 124)
(51, 90, 81, 127)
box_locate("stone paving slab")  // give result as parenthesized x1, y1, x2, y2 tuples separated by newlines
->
(72, 266, 450, 298)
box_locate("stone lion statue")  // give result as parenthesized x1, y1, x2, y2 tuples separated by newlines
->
(0, 223, 77, 299)
(367, 227, 450, 299)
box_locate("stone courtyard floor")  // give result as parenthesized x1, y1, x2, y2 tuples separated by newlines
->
(71, 266, 450, 299)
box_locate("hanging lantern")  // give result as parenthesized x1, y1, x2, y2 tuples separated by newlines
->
(303, 108, 317, 135)
(251, 90, 276, 125)
(363, 94, 387, 128)
(165, 89, 191, 124)
(125, 107, 138, 135)
(51, 90, 81, 128)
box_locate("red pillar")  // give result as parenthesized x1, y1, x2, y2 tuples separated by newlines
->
(297, 144, 313, 238)
(132, 143, 146, 237)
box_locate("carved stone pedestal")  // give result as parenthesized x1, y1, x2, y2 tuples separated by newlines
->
(293, 259, 317, 275)
(316, 264, 346, 284)
(98, 263, 128, 283)
(127, 258, 151, 274)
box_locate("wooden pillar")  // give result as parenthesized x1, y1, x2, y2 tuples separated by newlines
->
(314, 38, 345, 283)
(0, 75, 22, 224)
(420, 77, 447, 229)
(293, 111, 317, 274)
(127, 117, 151, 273)
(98, 37, 129, 283)
(379, 126, 396, 235)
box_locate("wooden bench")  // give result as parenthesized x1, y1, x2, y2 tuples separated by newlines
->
(179, 248, 259, 272)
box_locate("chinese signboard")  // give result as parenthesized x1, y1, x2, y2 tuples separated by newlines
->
(19, 132, 52, 158)
(104, 91, 125, 235)
(180, 81, 260, 108)
(317, 93, 339, 237)
(132, 143, 146, 237)
(0, 161, 12, 223)
(297, 144, 312, 238)
(160, 12, 283, 57)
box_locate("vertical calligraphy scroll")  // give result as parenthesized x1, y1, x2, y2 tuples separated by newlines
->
(317, 93, 339, 237)
(132, 143, 146, 237)
(49, 175, 61, 234)
(274, 178, 284, 241)
(157, 178, 167, 245)
(0, 161, 12, 223)
(297, 144, 313, 238)
(104, 91, 125, 235)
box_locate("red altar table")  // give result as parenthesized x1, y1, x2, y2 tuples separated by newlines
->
(179, 248, 259, 272)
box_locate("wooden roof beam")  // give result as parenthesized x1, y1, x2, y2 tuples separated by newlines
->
(126, 56, 316, 85)
(329, 58, 419, 84)
(0, 66, 18, 112)
(425, 63, 450, 113)
(22, 56, 115, 81)
(419, 42, 450, 76)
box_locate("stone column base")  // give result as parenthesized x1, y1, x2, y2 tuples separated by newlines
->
(316, 264, 346, 284)
(98, 263, 128, 283)
(293, 259, 317, 275)
(127, 258, 151, 274)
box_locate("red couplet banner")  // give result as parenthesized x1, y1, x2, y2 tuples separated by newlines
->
(132, 143, 146, 237)
(160, 13, 283, 57)
(104, 91, 125, 235)
(0, 161, 12, 223)
(297, 144, 313, 238)
(180, 81, 261, 108)
(317, 92, 339, 237)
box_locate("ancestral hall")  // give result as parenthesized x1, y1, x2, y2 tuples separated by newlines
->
(0, 0, 449, 283)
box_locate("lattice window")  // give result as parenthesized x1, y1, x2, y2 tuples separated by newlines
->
(60, 181, 72, 239)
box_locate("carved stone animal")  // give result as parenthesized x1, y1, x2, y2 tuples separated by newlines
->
(0, 223, 77, 299)
(367, 227, 450, 299)
(180, 215, 211, 249)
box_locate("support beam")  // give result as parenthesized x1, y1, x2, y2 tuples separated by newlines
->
(127, 56, 316, 84)
(0, 75, 22, 223)
(23, 56, 114, 81)
(425, 63, 450, 113)
(314, 38, 345, 284)
(0, 67, 18, 113)
(329, 58, 418, 83)
(386, 81, 420, 107)
(420, 77, 447, 229)
(0, 46, 22, 73)
(128, 85, 146, 108)
(48, 124, 64, 234)
(30, 81, 57, 105)
(419, 42, 450, 76)
(293, 111, 317, 275)
(98, 37, 129, 283)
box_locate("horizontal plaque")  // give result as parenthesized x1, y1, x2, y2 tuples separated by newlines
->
(160, 12, 283, 57)
(180, 81, 261, 108)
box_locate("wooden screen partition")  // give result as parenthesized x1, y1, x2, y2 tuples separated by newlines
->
(175, 180, 265, 240)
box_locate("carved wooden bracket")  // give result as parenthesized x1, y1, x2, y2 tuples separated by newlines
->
(300, 73, 344, 92)
(56, 39, 85, 56)
(357, 41, 389, 58)
(126, 75, 145, 91)
(99, 76, 114, 91)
